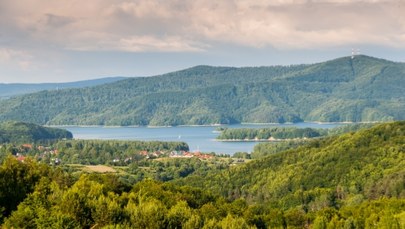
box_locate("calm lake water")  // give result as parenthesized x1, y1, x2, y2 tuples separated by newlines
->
(63, 123, 342, 155)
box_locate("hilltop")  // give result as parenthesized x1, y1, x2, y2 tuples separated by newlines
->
(0, 55, 404, 126)
(0, 121, 73, 143)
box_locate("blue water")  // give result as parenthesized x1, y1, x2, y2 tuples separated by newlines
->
(63, 123, 342, 154)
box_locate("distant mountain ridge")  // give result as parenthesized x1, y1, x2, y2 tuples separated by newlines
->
(0, 77, 127, 99)
(0, 55, 404, 126)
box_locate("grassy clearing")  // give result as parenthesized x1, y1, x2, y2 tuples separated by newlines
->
(72, 165, 118, 173)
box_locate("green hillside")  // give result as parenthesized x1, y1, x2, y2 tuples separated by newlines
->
(0, 55, 404, 126)
(177, 121, 405, 209)
(0, 121, 73, 143)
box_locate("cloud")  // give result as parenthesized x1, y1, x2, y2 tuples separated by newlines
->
(118, 36, 207, 52)
(0, 48, 34, 69)
(1, 0, 404, 53)
(189, 0, 405, 49)
(69, 35, 208, 52)
(43, 14, 75, 28)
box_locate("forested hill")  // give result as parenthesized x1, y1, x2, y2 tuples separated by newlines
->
(0, 121, 73, 143)
(0, 55, 404, 126)
(176, 121, 405, 208)
(0, 77, 126, 99)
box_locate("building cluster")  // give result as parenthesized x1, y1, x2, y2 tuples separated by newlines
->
(138, 150, 165, 158)
(15, 144, 61, 165)
(169, 151, 214, 159)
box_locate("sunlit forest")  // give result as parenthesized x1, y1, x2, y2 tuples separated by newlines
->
(0, 121, 404, 228)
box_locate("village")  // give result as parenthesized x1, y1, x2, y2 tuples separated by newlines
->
(4, 143, 225, 166)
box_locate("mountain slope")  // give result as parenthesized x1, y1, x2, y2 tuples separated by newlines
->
(0, 77, 127, 99)
(0, 55, 404, 126)
(176, 121, 405, 209)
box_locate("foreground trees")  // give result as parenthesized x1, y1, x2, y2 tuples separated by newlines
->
(3, 169, 404, 228)
(0, 121, 404, 228)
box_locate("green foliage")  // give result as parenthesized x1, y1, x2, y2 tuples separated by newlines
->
(218, 123, 376, 141)
(325, 122, 377, 136)
(1, 138, 188, 166)
(0, 77, 126, 99)
(140, 157, 230, 182)
(0, 55, 404, 126)
(217, 126, 324, 140)
(54, 139, 189, 165)
(232, 152, 251, 159)
(1, 121, 405, 228)
(0, 157, 53, 220)
(251, 140, 305, 159)
(250, 123, 376, 158)
(0, 121, 73, 144)
(182, 121, 405, 209)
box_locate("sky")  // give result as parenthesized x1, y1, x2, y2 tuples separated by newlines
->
(1, 0, 405, 83)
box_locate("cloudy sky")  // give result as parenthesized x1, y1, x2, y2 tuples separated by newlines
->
(1, 0, 405, 83)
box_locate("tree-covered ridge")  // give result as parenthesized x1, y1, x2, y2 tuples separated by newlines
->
(0, 121, 73, 143)
(0, 77, 126, 99)
(217, 127, 324, 140)
(177, 121, 405, 208)
(0, 122, 404, 228)
(216, 123, 376, 140)
(0, 55, 404, 126)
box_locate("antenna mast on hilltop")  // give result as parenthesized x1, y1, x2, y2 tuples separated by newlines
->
(351, 48, 360, 59)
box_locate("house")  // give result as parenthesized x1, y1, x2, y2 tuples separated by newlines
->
(16, 155, 26, 162)
(21, 144, 33, 150)
(139, 151, 148, 156)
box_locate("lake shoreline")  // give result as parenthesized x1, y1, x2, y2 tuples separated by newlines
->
(215, 138, 311, 142)
(47, 121, 365, 129)
(61, 122, 345, 154)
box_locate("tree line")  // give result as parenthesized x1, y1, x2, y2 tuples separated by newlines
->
(217, 123, 376, 141)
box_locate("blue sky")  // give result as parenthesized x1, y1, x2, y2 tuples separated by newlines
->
(1, 0, 405, 83)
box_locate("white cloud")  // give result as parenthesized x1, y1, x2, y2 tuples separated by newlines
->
(1, 0, 405, 52)
(0, 48, 34, 69)
(68, 35, 207, 52)
(118, 36, 207, 52)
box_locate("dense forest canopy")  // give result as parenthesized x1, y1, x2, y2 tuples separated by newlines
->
(0, 121, 403, 228)
(176, 121, 405, 205)
(0, 121, 73, 143)
(0, 55, 404, 126)
(216, 123, 376, 140)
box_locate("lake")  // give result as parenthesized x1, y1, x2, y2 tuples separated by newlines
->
(63, 122, 342, 154)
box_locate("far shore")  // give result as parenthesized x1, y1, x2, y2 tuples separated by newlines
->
(215, 138, 311, 142)
(47, 121, 380, 129)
